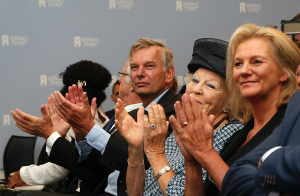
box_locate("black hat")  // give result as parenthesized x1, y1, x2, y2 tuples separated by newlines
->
(187, 38, 228, 77)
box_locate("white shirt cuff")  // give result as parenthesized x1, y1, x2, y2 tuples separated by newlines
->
(46, 132, 62, 156)
(86, 124, 110, 155)
(19, 166, 28, 184)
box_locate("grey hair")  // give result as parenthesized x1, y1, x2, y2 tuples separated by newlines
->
(129, 38, 174, 72)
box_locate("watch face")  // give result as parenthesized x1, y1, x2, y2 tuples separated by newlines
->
(165, 166, 171, 171)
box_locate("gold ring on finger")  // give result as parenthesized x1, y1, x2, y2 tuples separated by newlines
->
(33, 124, 40, 128)
(183, 122, 188, 126)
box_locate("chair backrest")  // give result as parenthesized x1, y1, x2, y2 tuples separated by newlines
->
(3, 135, 37, 180)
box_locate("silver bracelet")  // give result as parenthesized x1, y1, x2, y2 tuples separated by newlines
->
(127, 159, 144, 168)
(208, 175, 216, 185)
(155, 165, 171, 180)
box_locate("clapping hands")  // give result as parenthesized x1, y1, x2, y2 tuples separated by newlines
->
(170, 94, 215, 163)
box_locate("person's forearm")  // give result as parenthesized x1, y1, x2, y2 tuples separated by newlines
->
(79, 119, 95, 136)
(147, 154, 175, 196)
(195, 149, 229, 190)
(73, 127, 86, 141)
(126, 146, 146, 196)
(20, 163, 69, 185)
(184, 159, 205, 196)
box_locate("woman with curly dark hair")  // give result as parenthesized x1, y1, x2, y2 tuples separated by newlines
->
(8, 60, 112, 195)
(59, 60, 112, 110)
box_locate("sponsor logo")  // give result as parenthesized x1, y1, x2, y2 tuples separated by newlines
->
(247, 3, 261, 13)
(109, 0, 133, 10)
(82, 37, 99, 47)
(2, 35, 9, 46)
(240, 2, 261, 13)
(10, 36, 28, 46)
(40, 75, 47, 86)
(152, 39, 166, 45)
(2, 35, 28, 46)
(40, 75, 63, 86)
(39, 0, 64, 8)
(74, 36, 99, 47)
(176, 1, 199, 12)
(177, 76, 184, 86)
(3, 115, 10, 126)
(74, 36, 81, 47)
(240, 2, 246, 12)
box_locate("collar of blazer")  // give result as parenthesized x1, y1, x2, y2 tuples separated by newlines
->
(156, 89, 182, 115)
(221, 104, 287, 167)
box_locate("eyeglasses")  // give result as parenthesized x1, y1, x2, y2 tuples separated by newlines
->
(118, 71, 129, 79)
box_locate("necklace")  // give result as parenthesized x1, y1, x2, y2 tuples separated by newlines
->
(246, 129, 253, 142)
(213, 117, 229, 130)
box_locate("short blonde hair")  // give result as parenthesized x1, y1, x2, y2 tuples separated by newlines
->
(129, 38, 174, 71)
(227, 24, 300, 123)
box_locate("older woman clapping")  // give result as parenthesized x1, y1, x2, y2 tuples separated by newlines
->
(170, 24, 300, 196)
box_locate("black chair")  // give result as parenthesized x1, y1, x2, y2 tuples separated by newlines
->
(3, 135, 37, 180)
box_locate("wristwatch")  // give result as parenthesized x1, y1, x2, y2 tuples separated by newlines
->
(155, 165, 171, 180)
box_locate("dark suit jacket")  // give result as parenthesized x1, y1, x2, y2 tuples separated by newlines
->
(49, 137, 110, 196)
(204, 104, 287, 196)
(221, 91, 300, 196)
(48, 108, 139, 196)
(105, 109, 115, 119)
(97, 89, 181, 196)
(49, 120, 112, 195)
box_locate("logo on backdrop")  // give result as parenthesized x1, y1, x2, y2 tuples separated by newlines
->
(40, 75, 63, 86)
(177, 76, 184, 87)
(3, 115, 10, 126)
(176, 1, 199, 11)
(2, 35, 28, 46)
(240, 2, 261, 13)
(152, 39, 166, 45)
(109, 0, 133, 10)
(74, 36, 99, 47)
(39, 0, 64, 8)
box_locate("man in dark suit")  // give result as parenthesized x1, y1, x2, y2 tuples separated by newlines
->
(221, 90, 300, 196)
(76, 38, 180, 196)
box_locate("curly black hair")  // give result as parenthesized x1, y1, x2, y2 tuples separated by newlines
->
(59, 60, 112, 107)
